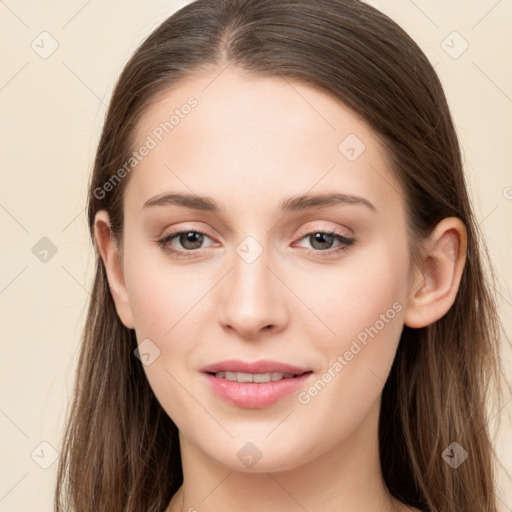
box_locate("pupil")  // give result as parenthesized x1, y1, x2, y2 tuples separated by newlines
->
(181, 232, 203, 249)
(311, 233, 334, 250)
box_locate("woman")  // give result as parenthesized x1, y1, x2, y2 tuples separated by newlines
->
(54, 0, 505, 511)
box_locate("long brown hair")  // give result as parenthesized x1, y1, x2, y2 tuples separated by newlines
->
(54, 1, 507, 510)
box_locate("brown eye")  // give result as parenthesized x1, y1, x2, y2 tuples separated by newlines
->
(156, 228, 216, 259)
(294, 229, 355, 257)
(309, 232, 336, 250)
(177, 231, 204, 250)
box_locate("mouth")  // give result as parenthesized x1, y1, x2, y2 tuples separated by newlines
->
(200, 358, 312, 376)
(206, 370, 312, 383)
(202, 365, 314, 408)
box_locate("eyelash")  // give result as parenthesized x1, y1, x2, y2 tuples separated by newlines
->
(155, 228, 355, 259)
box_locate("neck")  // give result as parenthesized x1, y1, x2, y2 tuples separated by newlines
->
(168, 398, 403, 512)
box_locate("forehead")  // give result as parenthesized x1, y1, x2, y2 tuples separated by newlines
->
(125, 67, 401, 217)
(134, 66, 370, 151)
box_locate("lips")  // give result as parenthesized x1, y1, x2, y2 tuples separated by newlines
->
(203, 371, 314, 408)
(200, 359, 311, 376)
(200, 359, 314, 408)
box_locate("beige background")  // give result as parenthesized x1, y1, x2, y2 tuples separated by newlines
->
(0, 0, 511, 510)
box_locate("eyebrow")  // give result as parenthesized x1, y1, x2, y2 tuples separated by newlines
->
(142, 192, 377, 213)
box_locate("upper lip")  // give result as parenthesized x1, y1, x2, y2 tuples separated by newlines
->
(201, 359, 311, 375)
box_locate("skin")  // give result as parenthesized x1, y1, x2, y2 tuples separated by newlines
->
(94, 66, 467, 512)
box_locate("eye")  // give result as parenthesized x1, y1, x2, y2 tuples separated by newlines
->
(155, 229, 217, 258)
(294, 230, 355, 256)
(155, 227, 356, 259)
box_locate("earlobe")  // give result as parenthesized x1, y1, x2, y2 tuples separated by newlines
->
(404, 217, 467, 329)
(93, 210, 135, 329)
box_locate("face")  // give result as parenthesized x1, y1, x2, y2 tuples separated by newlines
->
(109, 67, 415, 471)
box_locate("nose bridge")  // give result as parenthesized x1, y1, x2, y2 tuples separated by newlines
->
(219, 234, 287, 336)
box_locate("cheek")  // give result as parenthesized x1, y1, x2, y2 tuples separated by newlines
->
(295, 238, 409, 350)
(292, 238, 409, 415)
(123, 241, 212, 337)
(122, 251, 208, 421)
(293, 281, 406, 442)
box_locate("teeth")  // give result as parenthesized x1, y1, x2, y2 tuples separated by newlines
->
(214, 371, 296, 382)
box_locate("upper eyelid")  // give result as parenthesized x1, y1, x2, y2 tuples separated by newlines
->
(162, 224, 349, 237)
(295, 222, 352, 238)
(161, 219, 352, 238)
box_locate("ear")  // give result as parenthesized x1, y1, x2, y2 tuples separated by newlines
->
(404, 217, 467, 328)
(93, 210, 135, 329)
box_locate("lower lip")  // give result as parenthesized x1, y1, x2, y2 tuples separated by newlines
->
(203, 372, 313, 409)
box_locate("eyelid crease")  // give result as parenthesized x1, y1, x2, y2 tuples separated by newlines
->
(294, 221, 353, 239)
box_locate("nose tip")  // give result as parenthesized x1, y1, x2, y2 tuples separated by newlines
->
(225, 317, 275, 339)
(219, 251, 288, 339)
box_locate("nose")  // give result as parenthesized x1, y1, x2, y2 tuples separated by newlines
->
(218, 246, 289, 339)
